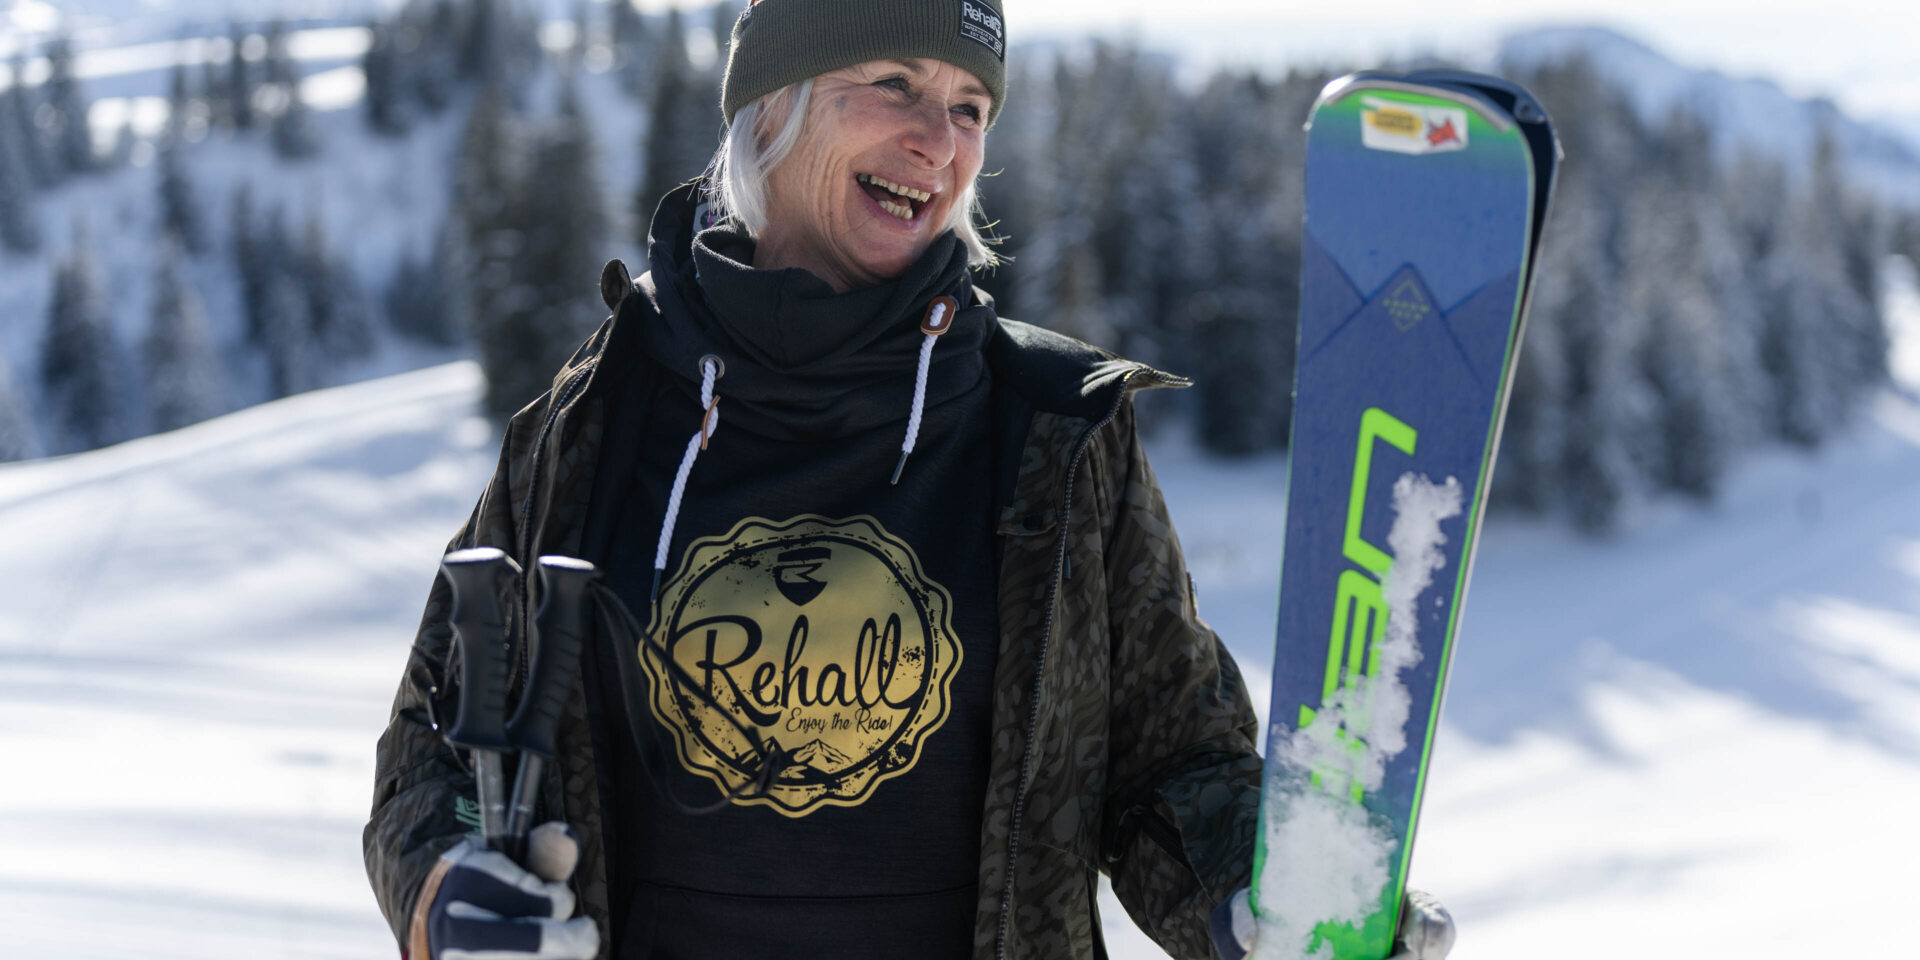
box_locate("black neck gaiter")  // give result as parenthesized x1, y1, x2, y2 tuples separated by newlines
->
(635, 217, 996, 441)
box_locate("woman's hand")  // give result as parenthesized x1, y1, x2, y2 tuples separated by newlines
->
(1209, 887, 1455, 960)
(422, 822, 600, 960)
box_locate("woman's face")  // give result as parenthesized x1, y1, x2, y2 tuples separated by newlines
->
(755, 58, 991, 292)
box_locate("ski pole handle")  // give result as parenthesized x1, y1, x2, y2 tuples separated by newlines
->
(503, 556, 599, 859)
(440, 547, 522, 849)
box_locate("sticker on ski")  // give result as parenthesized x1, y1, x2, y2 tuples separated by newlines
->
(1360, 96, 1469, 155)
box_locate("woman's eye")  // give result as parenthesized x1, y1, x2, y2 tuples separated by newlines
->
(952, 103, 983, 124)
(876, 76, 911, 94)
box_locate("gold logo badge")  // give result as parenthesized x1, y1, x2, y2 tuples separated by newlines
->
(639, 515, 962, 817)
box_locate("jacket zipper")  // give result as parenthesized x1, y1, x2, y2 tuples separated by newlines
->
(995, 366, 1181, 960)
(512, 365, 596, 698)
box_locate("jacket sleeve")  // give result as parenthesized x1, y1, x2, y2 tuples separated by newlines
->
(362, 412, 529, 947)
(1097, 402, 1264, 959)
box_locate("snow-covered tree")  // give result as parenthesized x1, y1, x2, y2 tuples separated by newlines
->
(144, 243, 225, 432)
(458, 0, 540, 89)
(638, 7, 720, 232)
(40, 228, 126, 452)
(233, 184, 270, 345)
(568, 0, 593, 68)
(44, 36, 93, 177)
(1553, 242, 1637, 534)
(157, 130, 206, 255)
(1620, 112, 1739, 500)
(1753, 131, 1884, 448)
(1901, 214, 1920, 271)
(409, 0, 459, 113)
(229, 23, 257, 131)
(711, 0, 741, 63)
(363, 18, 411, 136)
(387, 217, 470, 347)
(1180, 68, 1315, 453)
(259, 206, 321, 399)
(263, 20, 294, 87)
(272, 84, 316, 159)
(0, 352, 41, 462)
(610, 0, 650, 96)
(478, 74, 607, 419)
(167, 61, 193, 133)
(453, 85, 523, 396)
(1489, 310, 1564, 514)
(299, 207, 372, 360)
(0, 86, 42, 253)
(200, 53, 231, 129)
(5, 52, 55, 189)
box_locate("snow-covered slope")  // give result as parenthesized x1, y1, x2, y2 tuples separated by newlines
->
(2, 262, 1919, 957)
(0, 364, 497, 958)
(1501, 26, 1920, 210)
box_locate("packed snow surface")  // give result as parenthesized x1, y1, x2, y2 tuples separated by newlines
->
(1251, 474, 1462, 960)
(2, 263, 1919, 958)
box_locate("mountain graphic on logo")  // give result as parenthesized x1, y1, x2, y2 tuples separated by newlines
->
(772, 546, 832, 606)
(784, 738, 854, 776)
(740, 736, 783, 773)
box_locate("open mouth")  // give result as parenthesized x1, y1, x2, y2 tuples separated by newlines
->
(856, 173, 933, 222)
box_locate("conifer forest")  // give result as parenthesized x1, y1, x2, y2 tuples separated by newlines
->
(3, 0, 1917, 534)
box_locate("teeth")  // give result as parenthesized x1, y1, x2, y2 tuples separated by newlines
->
(859, 174, 931, 203)
(878, 197, 915, 220)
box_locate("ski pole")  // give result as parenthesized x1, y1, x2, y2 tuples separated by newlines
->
(439, 547, 522, 851)
(502, 555, 599, 863)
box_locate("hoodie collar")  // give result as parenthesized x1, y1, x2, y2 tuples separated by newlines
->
(635, 184, 996, 442)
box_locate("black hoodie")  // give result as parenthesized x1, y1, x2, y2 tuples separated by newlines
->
(583, 187, 1000, 957)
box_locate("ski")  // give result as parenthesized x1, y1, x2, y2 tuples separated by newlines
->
(1249, 70, 1560, 959)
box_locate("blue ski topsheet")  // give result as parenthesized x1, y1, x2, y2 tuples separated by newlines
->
(1251, 75, 1550, 959)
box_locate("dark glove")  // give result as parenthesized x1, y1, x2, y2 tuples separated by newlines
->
(1209, 887, 1455, 960)
(425, 823, 600, 960)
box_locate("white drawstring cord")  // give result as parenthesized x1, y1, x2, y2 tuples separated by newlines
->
(892, 296, 957, 485)
(654, 355, 723, 603)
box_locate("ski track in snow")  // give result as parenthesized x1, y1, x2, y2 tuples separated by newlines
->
(0, 262, 1917, 957)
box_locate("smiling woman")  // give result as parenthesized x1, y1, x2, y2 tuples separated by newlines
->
(744, 56, 992, 290)
(707, 14, 1004, 284)
(364, 1, 1284, 959)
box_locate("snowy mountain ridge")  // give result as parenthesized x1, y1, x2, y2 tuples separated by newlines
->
(1500, 25, 1920, 210)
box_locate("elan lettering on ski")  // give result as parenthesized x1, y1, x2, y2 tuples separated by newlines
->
(1250, 71, 1559, 960)
(1294, 407, 1419, 805)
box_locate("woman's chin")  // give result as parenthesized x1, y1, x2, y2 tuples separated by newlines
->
(844, 239, 929, 284)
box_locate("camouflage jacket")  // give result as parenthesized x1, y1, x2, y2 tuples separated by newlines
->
(363, 268, 1263, 960)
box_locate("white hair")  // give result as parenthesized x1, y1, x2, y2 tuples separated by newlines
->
(702, 80, 999, 269)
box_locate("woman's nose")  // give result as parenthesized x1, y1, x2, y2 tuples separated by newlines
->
(899, 101, 957, 170)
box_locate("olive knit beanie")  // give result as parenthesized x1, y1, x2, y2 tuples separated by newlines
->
(720, 0, 1008, 127)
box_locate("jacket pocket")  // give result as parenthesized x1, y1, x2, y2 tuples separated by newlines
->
(996, 504, 1059, 539)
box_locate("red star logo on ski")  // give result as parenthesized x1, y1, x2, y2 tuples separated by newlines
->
(1426, 118, 1460, 148)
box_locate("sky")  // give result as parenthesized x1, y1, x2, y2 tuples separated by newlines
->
(990, 0, 1920, 121)
(8, 0, 1916, 120)
(658, 0, 1920, 135)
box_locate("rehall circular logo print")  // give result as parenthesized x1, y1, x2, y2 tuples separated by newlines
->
(639, 515, 962, 816)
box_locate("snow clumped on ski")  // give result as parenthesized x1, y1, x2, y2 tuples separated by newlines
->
(1253, 473, 1463, 960)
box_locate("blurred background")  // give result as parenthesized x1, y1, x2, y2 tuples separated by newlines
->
(0, 1, 1916, 957)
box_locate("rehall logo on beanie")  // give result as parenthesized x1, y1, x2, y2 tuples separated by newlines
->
(959, 0, 1005, 60)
